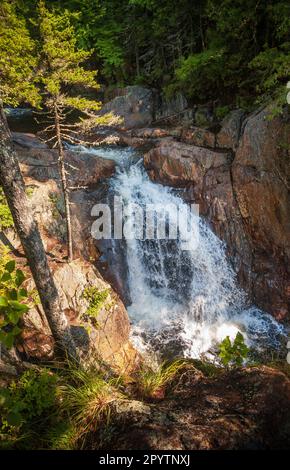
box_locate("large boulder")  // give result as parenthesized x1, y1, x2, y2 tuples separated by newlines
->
(144, 140, 230, 187)
(100, 86, 154, 130)
(18, 260, 138, 371)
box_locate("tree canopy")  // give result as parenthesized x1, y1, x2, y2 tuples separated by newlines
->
(2, 0, 290, 108)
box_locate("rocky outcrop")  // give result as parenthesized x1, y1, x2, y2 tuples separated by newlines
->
(13, 133, 116, 187)
(18, 260, 138, 371)
(216, 109, 245, 150)
(11, 133, 115, 260)
(3, 133, 139, 370)
(102, 366, 290, 450)
(144, 140, 230, 187)
(232, 109, 290, 318)
(99, 86, 154, 130)
(144, 107, 290, 318)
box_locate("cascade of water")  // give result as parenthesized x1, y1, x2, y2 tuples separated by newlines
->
(76, 145, 285, 358)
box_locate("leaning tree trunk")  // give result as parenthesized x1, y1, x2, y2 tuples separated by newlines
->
(54, 103, 73, 262)
(0, 103, 78, 361)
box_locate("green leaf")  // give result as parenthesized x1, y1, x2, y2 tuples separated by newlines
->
(0, 296, 8, 307)
(15, 269, 26, 287)
(8, 300, 29, 312)
(7, 310, 22, 325)
(18, 287, 28, 299)
(5, 260, 16, 273)
(1, 272, 12, 282)
(3, 332, 15, 349)
(8, 289, 18, 301)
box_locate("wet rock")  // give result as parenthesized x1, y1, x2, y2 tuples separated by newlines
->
(12, 132, 48, 149)
(232, 108, 290, 317)
(14, 136, 116, 187)
(144, 140, 230, 188)
(118, 127, 181, 148)
(13, 133, 115, 260)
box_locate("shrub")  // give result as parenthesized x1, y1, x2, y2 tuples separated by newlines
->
(0, 254, 29, 349)
(218, 332, 249, 367)
(82, 286, 111, 322)
(0, 368, 58, 449)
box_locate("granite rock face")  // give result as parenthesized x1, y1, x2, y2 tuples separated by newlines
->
(144, 107, 290, 318)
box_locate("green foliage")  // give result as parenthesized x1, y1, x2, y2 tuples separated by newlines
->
(190, 359, 223, 378)
(58, 364, 121, 446)
(134, 359, 189, 400)
(218, 332, 249, 367)
(38, 1, 100, 113)
(0, 188, 14, 230)
(0, 251, 29, 349)
(174, 49, 226, 102)
(8, 0, 290, 108)
(0, 369, 58, 448)
(2, 369, 57, 424)
(0, 1, 40, 106)
(215, 105, 230, 121)
(82, 286, 111, 320)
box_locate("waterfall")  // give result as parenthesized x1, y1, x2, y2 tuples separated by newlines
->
(76, 145, 285, 359)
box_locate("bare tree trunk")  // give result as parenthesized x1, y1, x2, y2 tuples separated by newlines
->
(0, 103, 78, 361)
(54, 103, 73, 263)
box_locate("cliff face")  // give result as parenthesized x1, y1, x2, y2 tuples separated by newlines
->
(144, 108, 290, 319)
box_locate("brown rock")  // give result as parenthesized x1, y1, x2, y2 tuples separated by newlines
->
(144, 107, 290, 317)
(20, 260, 138, 371)
(100, 366, 290, 450)
(216, 109, 245, 150)
(181, 127, 216, 148)
(232, 107, 290, 316)
(144, 141, 230, 188)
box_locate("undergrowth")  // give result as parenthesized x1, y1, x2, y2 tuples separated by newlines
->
(133, 359, 193, 400)
(0, 357, 193, 449)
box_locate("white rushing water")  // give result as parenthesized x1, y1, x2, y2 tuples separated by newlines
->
(76, 145, 285, 359)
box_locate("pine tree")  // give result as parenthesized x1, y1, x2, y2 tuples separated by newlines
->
(0, 1, 79, 361)
(36, 1, 119, 262)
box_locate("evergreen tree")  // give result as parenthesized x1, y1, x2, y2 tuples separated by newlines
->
(37, 1, 118, 262)
(0, 1, 79, 360)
